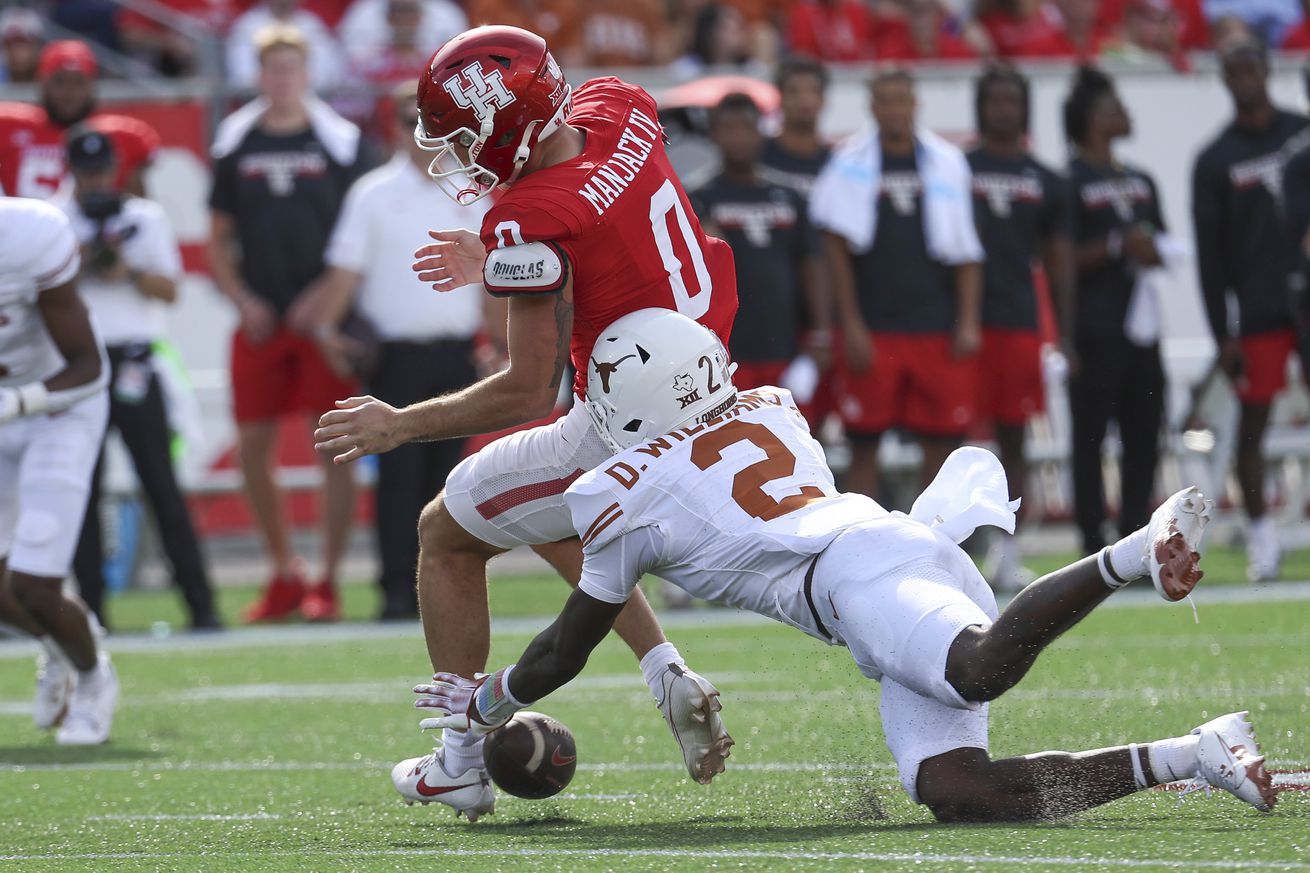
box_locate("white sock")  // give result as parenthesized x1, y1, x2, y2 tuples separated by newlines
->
(1099, 528, 1149, 589)
(1145, 734, 1201, 784)
(38, 636, 70, 667)
(639, 642, 687, 703)
(440, 727, 485, 776)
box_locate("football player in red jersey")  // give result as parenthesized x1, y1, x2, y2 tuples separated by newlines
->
(313, 25, 738, 819)
(0, 40, 160, 199)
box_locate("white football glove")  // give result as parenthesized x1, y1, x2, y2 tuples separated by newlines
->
(0, 388, 21, 424)
(413, 666, 525, 737)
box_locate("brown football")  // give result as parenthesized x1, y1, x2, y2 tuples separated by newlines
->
(482, 711, 577, 799)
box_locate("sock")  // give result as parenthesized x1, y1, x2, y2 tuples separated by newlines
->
(639, 642, 687, 703)
(440, 727, 485, 776)
(38, 636, 70, 668)
(1145, 734, 1201, 784)
(1099, 528, 1149, 589)
(76, 652, 106, 685)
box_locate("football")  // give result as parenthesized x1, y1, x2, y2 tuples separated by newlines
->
(482, 711, 577, 799)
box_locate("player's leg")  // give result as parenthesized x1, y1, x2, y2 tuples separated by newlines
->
(236, 420, 300, 583)
(71, 447, 108, 626)
(0, 559, 45, 637)
(1115, 344, 1164, 537)
(835, 333, 895, 500)
(1232, 330, 1293, 580)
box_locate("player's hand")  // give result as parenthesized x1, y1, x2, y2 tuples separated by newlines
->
(1124, 226, 1162, 267)
(952, 321, 982, 359)
(314, 396, 405, 463)
(804, 330, 833, 371)
(413, 228, 486, 290)
(1218, 336, 1245, 380)
(413, 670, 512, 737)
(842, 323, 874, 373)
(236, 294, 278, 346)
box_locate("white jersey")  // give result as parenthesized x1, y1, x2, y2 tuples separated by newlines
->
(0, 197, 81, 387)
(565, 388, 888, 639)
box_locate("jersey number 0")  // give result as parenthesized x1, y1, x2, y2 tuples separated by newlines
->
(649, 179, 713, 320)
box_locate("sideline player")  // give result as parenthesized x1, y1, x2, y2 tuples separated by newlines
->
(1193, 37, 1309, 581)
(414, 309, 1277, 822)
(312, 26, 737, 819)
(967, 66, 1074, 590)
(0, 196, 118, 745)
(0, 40, 159, 199)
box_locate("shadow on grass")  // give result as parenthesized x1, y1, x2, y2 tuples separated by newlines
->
(0, 745, 164, 767)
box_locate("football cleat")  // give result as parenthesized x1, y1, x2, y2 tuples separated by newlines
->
(1147, 486, 1213, 602)
(55, 653, 118, 746)
(391, 748, 495, 822)
(655, 664, 734, 785)
(1246, 520, 1281, 583)
(300, 581, 340, 623)
(1183, 711, 1277, 812)
(33, 650, 72, 730)
(242, 571, 306, 624)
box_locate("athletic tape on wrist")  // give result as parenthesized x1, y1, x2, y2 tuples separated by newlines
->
(474, 665, 527, 724)
(16, 383, 50, 416)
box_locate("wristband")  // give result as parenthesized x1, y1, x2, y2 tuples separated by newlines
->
(16, 383, 50, 416)
(473, 664, 528, 725)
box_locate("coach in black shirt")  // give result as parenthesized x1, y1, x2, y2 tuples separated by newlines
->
(207, 24, 372, 624)
(691, 93, 827, 394)
(968, 66, 1074, 590)
(1063, 67, 1167, 556)
(1192, 37, 1308, 582)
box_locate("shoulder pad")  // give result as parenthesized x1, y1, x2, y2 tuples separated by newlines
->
(483, 240, 569, 297)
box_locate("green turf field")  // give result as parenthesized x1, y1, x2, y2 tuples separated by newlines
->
(1, 579, 1307, 871)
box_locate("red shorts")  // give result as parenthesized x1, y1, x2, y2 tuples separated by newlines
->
(976, 328, 1045, 426)
(732, 360, 789, 392)
(837, 333, 976, 438)
(230, 325, 358, 424)
(1238, 329, 1297, 405)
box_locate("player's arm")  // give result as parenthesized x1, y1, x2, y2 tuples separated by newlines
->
(315, 267, 572, 462)
(952, 260, 983, 358)
(825, 230, 873, 372)
(0, 281, 107, 423)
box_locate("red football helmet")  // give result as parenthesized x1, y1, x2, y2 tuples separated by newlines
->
(415, 25, 571, 205)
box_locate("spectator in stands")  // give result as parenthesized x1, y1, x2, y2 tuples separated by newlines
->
(58, 128, 221, 632)
(291, 85, 492, 621)
(0, 41, 160, 199)
(466, 0, 582, 66)
(1203, 0, 1301, 48)
(811, 68, 984, 500)
(349, 0, 434, 86)
(1062, 67, 1168, 556)
(979, 0, 1109, 59)
(207, 25, 373, 624)
(228, 0, 344, 92)
(967, 66, 1074, 590)
(760, 55, 830, 196)
(692, 93, 828, 394)
(1192, 37, 1309, 581)
(1115, 0, 1192, 69)
(339, 0, 465, 70)
(787, 0, 877, 63)
(672, 3, 768, 79)
(574, 0, 672, 66)
(873, 0, 979, 61)
(1, 7, 43, 84)
(1210, 14, 1254, 44)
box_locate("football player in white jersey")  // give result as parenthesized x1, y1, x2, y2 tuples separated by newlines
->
(410, 308, 1278, 821)
(0, 196, 119, 745)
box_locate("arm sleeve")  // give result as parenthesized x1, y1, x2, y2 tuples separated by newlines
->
(1191, 154, 1230, 341)
(576, 525, 665, 605)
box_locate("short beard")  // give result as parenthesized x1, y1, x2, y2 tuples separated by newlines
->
(44, 96, 93, 128)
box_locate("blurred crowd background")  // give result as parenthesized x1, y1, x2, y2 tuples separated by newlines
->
(3, 0, 1310, 628)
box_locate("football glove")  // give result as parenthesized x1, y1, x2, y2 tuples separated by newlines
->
(413, 666, 525, 737)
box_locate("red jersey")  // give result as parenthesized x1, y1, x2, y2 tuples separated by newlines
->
(479, 78, 738, 399)
(0, 103, 161, 199)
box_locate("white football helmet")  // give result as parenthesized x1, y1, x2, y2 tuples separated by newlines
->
(584, 309, 736, 454)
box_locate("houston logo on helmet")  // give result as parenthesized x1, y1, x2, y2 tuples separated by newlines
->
(442, 61, 516, 124)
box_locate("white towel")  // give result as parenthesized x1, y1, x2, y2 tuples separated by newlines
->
(1124, 233, 1192, 347)
(808, 124, 984, 265)
(901, 446, 1020, 544)
(211, 96, 361, 166)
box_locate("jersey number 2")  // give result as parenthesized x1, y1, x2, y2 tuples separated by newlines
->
(649, 179, 713, 320)
(690, 420, 823, 522)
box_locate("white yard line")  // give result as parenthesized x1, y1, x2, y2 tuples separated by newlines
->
(87, 813, 281, 821)
(0, 848, 1306, 869)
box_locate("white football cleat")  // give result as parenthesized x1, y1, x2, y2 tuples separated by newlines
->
(55, 653, 118, 746)
(655, 664, 734, 785)
(1147, 486, 1213, 602)
(1185, 711, 1277, 812)
(391, 748, 495, 822)
(33, 650, 72, 730)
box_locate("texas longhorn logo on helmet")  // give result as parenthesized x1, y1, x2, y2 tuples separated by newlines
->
(442, 61, 516, 124)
